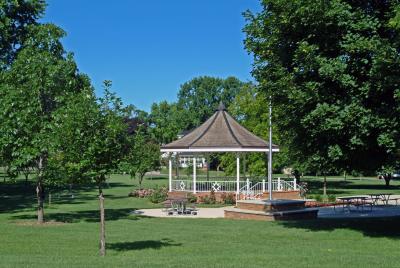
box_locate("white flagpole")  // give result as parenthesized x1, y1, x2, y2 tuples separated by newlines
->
(268, 96, 273, 200)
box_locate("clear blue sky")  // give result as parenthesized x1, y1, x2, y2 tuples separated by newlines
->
(42, 0, 261, 111)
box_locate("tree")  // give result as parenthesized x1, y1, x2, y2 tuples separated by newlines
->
(244, 0, 400, 190)
(177, 76, 248, 130)
(148, 101, 184, 144)
(120, 130, 160, 189)
(53, 81, 131, 256)
(0, 23, 87, 222)
(0, 0, 46, 68)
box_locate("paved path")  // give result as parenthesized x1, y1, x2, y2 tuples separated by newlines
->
(318, 205, 400, 219)
(131, 206, 233, 218)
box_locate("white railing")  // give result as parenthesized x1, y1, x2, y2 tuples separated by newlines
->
(171, 178, 298, 195)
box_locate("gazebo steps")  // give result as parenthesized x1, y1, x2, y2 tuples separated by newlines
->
(224, 207, 318, 221)
(236, 199, 306, 212)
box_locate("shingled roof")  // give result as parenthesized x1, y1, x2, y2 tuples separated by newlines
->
(160, 103, 279, 152)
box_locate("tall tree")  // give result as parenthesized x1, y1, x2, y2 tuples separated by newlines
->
(0, 23, 86, 222)
(177, 76, 247, 130)
(53, 81, 131, 256)
(0, 0, 46, 68)
(244, 0, 400, 189)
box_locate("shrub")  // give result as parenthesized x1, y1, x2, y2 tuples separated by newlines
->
(186, 193, 197, 203)
(209, 189, 216, 204)
(221, 192, 236, 205)
(328, 194, 336, 203)
(128, 188, 154, 198)
(314, 194, 323, 203)
(149, 187, 168, 203)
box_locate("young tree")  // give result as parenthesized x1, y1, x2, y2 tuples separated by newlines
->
(244, 0, 400, 189)
(120, 130, 160, 189)
(0, 23, 87, 222)
(53, 81, 131, 256)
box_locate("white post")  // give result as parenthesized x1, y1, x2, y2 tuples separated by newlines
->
(262, 179, 266, 193)
(293, 178, 297, 190)
(236, 155, 240, 195)
(246, 178, 250, 193)
(268, 96, 273, 200)
(168, 157, 172, 192)
(193, 157, 197, 194)
(278, 177, 281, 191)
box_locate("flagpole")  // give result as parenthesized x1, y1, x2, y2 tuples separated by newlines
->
(268, 96, 273, 200)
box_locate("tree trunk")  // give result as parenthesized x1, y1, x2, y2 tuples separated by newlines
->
(99, 188, 106, 256)
(36, 156, 45, 224)
(36, 182, 44, 224)
(323, 175, 327, 197)
(384, 174, 391, 187)
(344, 171, 346, 181)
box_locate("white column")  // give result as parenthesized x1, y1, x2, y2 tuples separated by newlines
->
(293, 178, 297, 190)
(193, 157, 197, 194)
(236, 155, 240, 194)
(168, 157, 172, 192)
(262, 179, 266, 193)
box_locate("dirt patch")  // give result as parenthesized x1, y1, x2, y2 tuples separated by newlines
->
(12, 220, 67, 226)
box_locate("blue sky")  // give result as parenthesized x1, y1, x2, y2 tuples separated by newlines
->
(42, 0, 261, 111)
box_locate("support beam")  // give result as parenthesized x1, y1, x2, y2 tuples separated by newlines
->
(168, 156, 172, 192)
(193, 157, 197, 194)
(236, 155, 240, 194)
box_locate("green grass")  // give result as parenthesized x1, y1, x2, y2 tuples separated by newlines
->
(302, 176, 400, 197)
(1, 174, 400, 267)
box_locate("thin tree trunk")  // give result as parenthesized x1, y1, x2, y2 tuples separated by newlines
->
(37, 156, 45, 224)
(323, 174, 327, 197)
(99, 187, 106, 256)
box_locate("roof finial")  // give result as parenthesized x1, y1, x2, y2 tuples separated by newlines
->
(217, 101, 226, 111)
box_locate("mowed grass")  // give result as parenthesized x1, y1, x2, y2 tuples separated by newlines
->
(1, 174, 400, 267)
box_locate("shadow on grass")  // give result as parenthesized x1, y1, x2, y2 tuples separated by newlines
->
(11, 208, 140, 223)
(304, 179, 400, 195)
(279, 217, 400, 239)
(0, 181, 35, 213)
(108, 238, 182, 251)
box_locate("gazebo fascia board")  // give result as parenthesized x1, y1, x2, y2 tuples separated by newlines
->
(161, 147, 280, 153)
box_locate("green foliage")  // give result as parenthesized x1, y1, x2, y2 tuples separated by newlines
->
(186, 192, 198, 203)
(221, 192, 236, 205)
(328, 194, 337, 203)
(314, 194, 323, 203)
(244, 0, 400, 175)
(52, 81, 131, 187)
(148, 76, 249, 145)
(119, 129, 160, 189)
(0, 0, 46, 68)
(148, 187, 168, 203)
(0, 23, 86, 185)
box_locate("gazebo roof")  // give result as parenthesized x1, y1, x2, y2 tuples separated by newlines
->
(160, 103, 279, 153)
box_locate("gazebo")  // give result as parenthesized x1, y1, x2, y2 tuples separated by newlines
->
(160, 103, 299, 200)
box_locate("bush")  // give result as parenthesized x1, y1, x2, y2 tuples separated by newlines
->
(221, 192, 236, 205)
(314, 194, 323, 203)
(128, 189, 154, 198)
(186, 193, 197, 203)
(149, 187, 168, 203)
(328, 194, 336, 203)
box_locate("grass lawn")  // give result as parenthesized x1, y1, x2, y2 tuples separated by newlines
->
(1, 174, 400, 267)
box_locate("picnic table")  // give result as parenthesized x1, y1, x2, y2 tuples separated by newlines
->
(336, 196, 372, 211)
(163, 198, 198, 215)
(369, 193, 392, 205)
